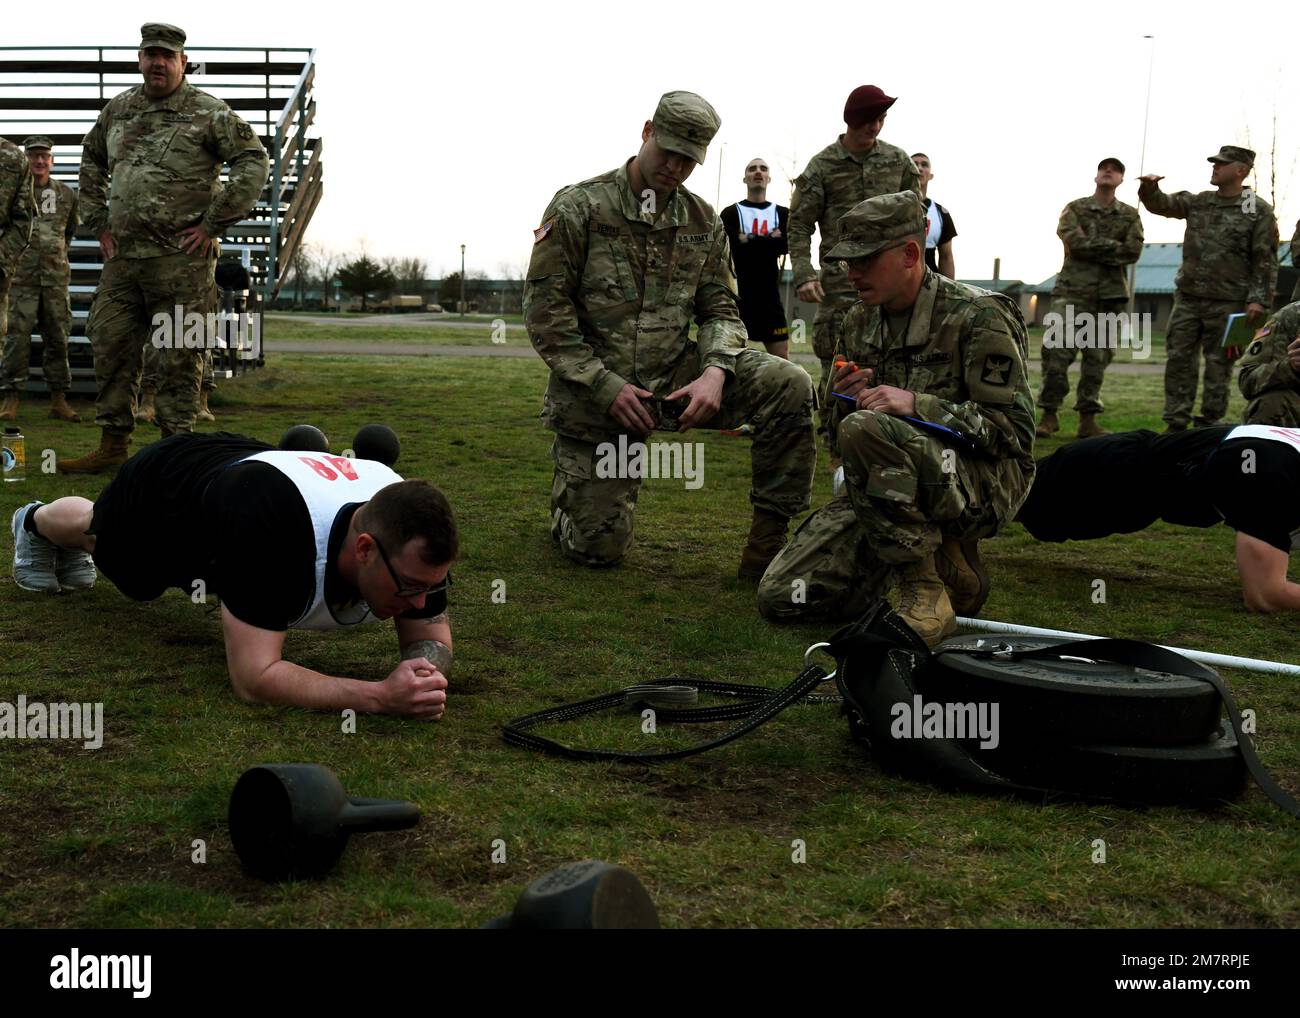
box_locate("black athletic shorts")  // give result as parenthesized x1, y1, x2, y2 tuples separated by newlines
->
(738, 291, 788, 346)
(87, 432, 272, 601)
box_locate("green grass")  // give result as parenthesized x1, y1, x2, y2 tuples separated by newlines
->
(1, 345, 1297, 929)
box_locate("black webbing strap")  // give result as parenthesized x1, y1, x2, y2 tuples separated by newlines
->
(939, 638, 1300, 819)
(501, 667, 833, 763)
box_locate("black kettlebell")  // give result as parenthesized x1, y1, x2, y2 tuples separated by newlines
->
(482, 860, 660, 929)
(229, 764, 419, 881)
(278, 424, 330, 453)
(352, 423, 400, 467)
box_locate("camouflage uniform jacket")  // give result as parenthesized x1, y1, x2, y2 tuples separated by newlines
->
(79, 80, 269, 260)
(1236, 301, 1300, 400)
(828, 271, 1036, 482)
(524, 160, 745, 442)
(1138, 183, 1278, 306)
(1052, 195, 1143, 301)
(789, 137, 921, 296)
(0, 137, 35, 279)
(13, 178, 78, 287)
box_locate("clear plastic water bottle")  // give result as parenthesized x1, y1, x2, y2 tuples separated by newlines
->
(3, 427, 24, 482)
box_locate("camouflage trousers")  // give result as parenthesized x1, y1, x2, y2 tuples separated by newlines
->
(549, 348, 816, 566)
(757, 409, 1030, 623)
(86, 252, 216, 434)
(1162, 295, 1239, 427)
(1243, 388, 1300, 427)
(142, 342, 216, 394)
(811, 290, 857, 451)
(0, 284, 72, 392)
(1037, 297, 1123, 414)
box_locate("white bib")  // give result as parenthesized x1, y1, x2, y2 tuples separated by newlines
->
(736, 202, 779, 237)
(1225, 425, 1300, 452)
(237, 450, 404, 631)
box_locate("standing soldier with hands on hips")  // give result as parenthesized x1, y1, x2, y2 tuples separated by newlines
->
(60, 23, 269, 473)
(0, 137, 81, 424)
(524, 91, 815, 581)
(0, 137, 34, 348)
(1137, 145, 1278, 433)
(1036, 157, 1143, 440)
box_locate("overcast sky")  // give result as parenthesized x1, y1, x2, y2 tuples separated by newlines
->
(10, 0, 1299, 285)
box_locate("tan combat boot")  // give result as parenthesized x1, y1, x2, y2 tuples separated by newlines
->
(934, 537, 989, 617)
(196, 389, 216, 423)
(1076, 413, 1108, 439)
(1035, 410, 1059, 437)
(737, 508, 790, 583)
(135, 389, 157, 423)
(48, 391, 81, 422)
(895, 556, 959, 647)
(0, 392, 17, 421)
(58, 429, 130, 474)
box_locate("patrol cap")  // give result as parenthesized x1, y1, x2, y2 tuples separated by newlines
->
(1097, 156, 1125, 174)
(843, 85, 896, 127)
(1208, 145, 1255, 166)
(23, 136, 53, 152)
(140, 23, 186, 52)
(651, 91, 721, 165)
(827, 191, 927, 261)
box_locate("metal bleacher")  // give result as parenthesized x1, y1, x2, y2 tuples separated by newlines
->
(0, 43, 322, 393)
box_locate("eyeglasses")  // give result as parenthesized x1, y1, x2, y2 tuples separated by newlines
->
(371, 536, 452, 599)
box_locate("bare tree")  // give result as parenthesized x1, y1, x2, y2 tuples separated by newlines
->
(288, 241, 314, 307)
(314, 247, 344, 311)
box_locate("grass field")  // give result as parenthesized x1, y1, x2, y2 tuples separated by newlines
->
(2, 340, 1298, 929)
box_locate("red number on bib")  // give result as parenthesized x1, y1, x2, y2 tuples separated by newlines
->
(325, 455, 359, 480)
(299, 456, 338, 480)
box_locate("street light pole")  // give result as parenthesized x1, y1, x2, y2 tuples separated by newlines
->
(460, 244, 466, 318)
(1129, 34, 1156, 316)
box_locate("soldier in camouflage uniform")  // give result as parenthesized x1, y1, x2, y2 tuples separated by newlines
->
(0, 137, 81, 423)
(788, 85, 921, 459)
(60, 23, 268, 473)
(137, 344, 215, 424)
(1236, 301, 1300, 426)
(1037, 157, 1143, 440)
(1138, 145, 1278, 432)
(0, 137, 35, 350)
(524, 91, 816, 581)
(758, 192, 1036, 645)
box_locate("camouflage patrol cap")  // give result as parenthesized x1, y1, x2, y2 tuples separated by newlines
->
(1208, 145, 1255, 166)
(22, 136, 53, 152)
(140, 23, 186, 52)
(827, 191, 927, 261)
(651, 91, 721, 165)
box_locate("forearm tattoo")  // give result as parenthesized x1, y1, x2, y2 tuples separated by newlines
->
(402, 639, 452, 676)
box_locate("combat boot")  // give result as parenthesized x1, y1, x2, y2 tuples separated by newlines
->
(737, 508, 790, 583)
(48, 391, 81, 422)
(58, 429, 129, 474)
(934, 537, 989, 617)
(895, 556, 958, 647)
(196, 389, 216, 423)
(1035, 410, 1059, 437)
(1076, 413, 1108, 439)
(0, 392, 17, 421)
(135, 389, 156, 423)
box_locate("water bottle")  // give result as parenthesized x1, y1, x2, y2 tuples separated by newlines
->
(2, 427, 24, 482)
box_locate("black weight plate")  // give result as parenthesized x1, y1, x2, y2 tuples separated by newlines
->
(922, 634, 1222, 746)
(974, 726, 1248, 805)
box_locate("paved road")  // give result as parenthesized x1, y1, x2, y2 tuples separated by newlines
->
(263, 338, 1166, 374)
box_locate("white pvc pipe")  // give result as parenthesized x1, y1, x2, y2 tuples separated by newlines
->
(954, 617, 1300, 678)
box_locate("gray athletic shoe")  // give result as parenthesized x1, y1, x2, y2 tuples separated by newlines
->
(11, 502, 60, 593)
(55, 546, 97, 591)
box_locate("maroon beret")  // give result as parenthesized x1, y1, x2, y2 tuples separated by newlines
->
(843, 85, 896, 127)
